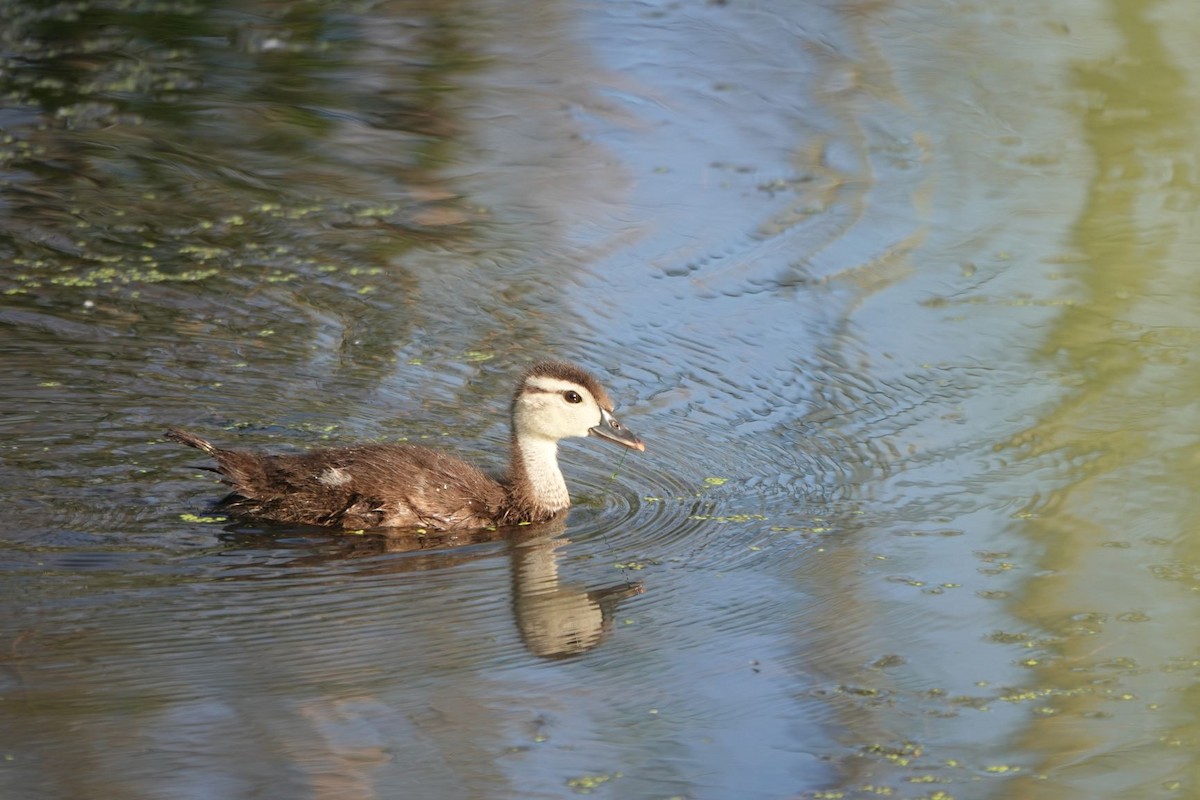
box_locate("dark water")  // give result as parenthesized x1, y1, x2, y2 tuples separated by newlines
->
(5, 0, 1200, 798)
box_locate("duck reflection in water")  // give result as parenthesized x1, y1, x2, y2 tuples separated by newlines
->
(508, 526, 644, 659)
(218, 518, 644, 659)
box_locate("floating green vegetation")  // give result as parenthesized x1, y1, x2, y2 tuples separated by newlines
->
(613, 559, 659, 571)
(907, 774, 952, 785)
(689, 513, 767, 523)
(999, 687, 1053, 704)
(179, 513, 226, 524)
(354, 203, 401, 218)
(566, 772, 622, 795)
(983, 764, 1022, 774)
(177, 244, 226, 260)
(987, 630, 1035, 645)
(863, 741, 924, 767)
(703, 476, 727, 486)
(12, 265, 221, 292)
(769, 523, 833, 534)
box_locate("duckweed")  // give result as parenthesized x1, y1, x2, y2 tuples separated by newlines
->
(566, 772, 622, 794)
(44, 266, 219, 288)
(179, 513, 226, 524)
(614, 560, 657, 570)
(689, 513, 767, 523)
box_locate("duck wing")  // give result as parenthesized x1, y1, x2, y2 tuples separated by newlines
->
(166, 430, 507, 530)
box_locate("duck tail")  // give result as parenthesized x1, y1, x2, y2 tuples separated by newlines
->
(165, 428, 220, 456)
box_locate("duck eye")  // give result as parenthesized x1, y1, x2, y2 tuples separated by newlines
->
(563, 391, 583, 404)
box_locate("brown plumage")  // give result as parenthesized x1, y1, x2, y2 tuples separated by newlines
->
(167, 361, 643, 530)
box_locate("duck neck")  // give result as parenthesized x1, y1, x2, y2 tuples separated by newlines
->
(507, 434, 571, 521)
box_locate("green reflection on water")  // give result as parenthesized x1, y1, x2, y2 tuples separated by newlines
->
(1004, 1, 1200, 796)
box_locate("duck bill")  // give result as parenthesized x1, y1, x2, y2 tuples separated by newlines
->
(589, 409, 645, 452)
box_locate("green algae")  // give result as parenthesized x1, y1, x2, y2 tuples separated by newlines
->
(566, 772, 622, 794)
(179, 513, 225, 524)
(688, 513, 767, 523)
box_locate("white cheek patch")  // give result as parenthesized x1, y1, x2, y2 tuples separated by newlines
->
(317, 466, 352, 487)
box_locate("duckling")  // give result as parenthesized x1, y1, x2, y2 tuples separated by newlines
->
(166, 360, 643, 530)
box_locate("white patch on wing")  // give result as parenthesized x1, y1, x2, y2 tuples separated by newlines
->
(317, 466, 352, 487)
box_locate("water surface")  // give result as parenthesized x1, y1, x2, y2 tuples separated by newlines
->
(3, 0, 1200, 798)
